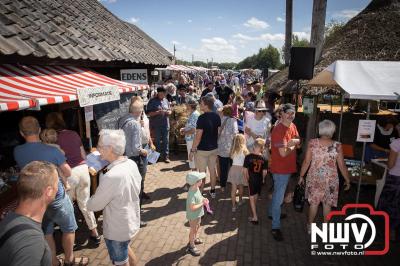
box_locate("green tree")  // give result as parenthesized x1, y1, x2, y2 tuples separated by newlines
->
(237, 44, 281, 70)
(324, 19, 345, 46)
(280, 34, 310, 61)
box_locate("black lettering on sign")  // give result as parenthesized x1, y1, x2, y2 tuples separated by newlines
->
(121, 72, 147, 81)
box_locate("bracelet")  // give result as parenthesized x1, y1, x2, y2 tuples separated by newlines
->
(190, 149, 197, 153)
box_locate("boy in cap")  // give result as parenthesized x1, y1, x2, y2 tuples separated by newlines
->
(185, 172, 209, 256)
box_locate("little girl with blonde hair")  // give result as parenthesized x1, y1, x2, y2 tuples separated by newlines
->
(40, 128, 64, 154)
(227, 134, 249, 212)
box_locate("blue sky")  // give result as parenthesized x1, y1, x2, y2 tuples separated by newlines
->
(99, 0, 370, 63)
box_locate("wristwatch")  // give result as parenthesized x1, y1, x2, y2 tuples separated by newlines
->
(190, 148, 197, 153)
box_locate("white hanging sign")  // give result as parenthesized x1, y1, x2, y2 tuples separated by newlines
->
(120, 69, 148, 84)
(356, 120, 376, 142)
(77, 85, 120, 107)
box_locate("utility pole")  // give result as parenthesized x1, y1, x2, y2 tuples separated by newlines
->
(284, 0, 293, 66)
(211, 57, 213, 68)
(192, 54, 194, 64)
(173, 44, 176, 64)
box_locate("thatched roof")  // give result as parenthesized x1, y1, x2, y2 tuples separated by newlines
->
(266, 0, 400, 95)
(0, 0, 172, 66)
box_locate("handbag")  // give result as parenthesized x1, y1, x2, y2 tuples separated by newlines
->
(293, 183, 305, 212)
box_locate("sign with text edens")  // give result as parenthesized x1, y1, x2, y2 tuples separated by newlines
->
(77, 85, 120, 107)
(120, 69, 148, 84)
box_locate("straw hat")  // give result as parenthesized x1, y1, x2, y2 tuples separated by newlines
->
(254, 100, 268, 111)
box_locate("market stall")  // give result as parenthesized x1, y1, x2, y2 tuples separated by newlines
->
(308, 60, 400, 205)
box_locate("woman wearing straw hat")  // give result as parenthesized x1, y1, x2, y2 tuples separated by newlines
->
(244, 100, 272, 153)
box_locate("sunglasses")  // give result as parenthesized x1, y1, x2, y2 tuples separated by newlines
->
(256, 110, 267, 113)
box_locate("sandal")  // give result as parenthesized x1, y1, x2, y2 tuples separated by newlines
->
(248, 217, 259, 225)
(64, 257, 90, 266)
(194, 238, 203, 245)
(57, 257, 64, 266)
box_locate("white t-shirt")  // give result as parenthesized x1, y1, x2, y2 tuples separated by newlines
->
(246, 116, 271, 147)
(232, 152, 245, 166)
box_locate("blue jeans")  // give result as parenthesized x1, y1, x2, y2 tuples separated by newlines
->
(153, 126, 169, 158)
(105, 239, 130, 265)
(269, 173, 291, 229)
(42, 193, 78, 234)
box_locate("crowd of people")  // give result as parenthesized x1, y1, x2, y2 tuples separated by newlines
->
(0, 71, 399, 265)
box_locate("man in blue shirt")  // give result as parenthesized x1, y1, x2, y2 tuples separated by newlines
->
(13, 116, 86, 266)
(146, 87, 171, 163)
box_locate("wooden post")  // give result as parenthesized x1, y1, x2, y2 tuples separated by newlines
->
(310, 0, 327, 64)
(284, 0, 293, 66)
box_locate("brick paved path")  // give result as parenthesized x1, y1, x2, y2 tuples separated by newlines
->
(64, 153, 399, 266)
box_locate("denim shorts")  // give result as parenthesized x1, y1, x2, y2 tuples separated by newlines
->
(105, 239, 130, 265)
(42, 193, 78, 235)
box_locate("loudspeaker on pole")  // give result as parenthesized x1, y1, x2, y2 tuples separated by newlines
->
(288, 47, 316, 80)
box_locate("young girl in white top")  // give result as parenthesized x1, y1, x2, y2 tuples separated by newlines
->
(227, 134, 249, 212)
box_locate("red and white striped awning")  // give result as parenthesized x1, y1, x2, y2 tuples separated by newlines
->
(166, 65, 194, 72)
(0, 64, 149, 112)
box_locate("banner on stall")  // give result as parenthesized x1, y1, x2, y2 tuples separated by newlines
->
(77, 85, 120, 107)
(303, 97, 314, 115)
(84, 106, 93, 122)
(120, 69, 148, 84)
(356, 120, 376, 142)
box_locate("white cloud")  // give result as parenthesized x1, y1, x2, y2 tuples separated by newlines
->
(259, 33, 285, 42)
(187, 19, 193, 23)
(243, 17, 269, 30)
(171, 40, 181, 45)
(333, 9, 360, 19)
(276, 17, 285, 22)
(233, 33, 285, 42)
(201, 37, 236, 52)
(129, 17, 139, 24)
(232, 33, 258, 41)
(293, 31, 310, 40)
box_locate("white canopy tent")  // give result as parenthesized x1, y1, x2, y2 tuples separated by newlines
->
(334, 61, 400, 100)
(308, 60, 400, 206)
(309, 60, 400, 100)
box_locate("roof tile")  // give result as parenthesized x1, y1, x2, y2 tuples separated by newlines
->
(0, 0, 171, 65)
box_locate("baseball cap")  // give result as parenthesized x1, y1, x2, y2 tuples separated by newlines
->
(186, 171, 206, 185)
(157, 86, 166, 93)
(245, 101, 255, 111)
(281, 103, 296, 113)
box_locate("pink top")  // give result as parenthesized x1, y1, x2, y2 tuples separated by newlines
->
(57, 130, 85, 168)
(389, 138, 400, 176)
(232, 103, 239, 118)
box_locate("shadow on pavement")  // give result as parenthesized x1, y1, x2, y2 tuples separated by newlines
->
(145, 246, 188, 266)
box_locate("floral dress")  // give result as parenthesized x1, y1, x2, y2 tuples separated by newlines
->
(305, 139, 340, 207)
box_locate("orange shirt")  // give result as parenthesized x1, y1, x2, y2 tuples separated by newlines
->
(270, 123, 299, 174)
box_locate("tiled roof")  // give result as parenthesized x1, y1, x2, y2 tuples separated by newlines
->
(0, 0, 172, 65)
